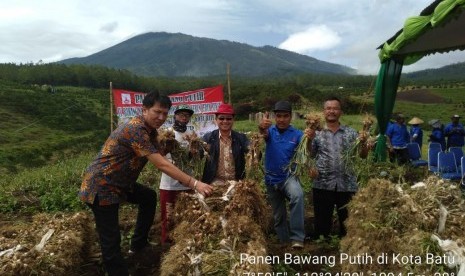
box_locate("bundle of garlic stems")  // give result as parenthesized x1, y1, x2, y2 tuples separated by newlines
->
(288, 113, 322, 176)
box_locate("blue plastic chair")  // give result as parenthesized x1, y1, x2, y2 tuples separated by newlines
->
(428, 142, 442, 151)
(428, 147, 441, 173)
(437, 152, 462, 180)
(448, 147, 463, 166)
(406, 143, 427, 167)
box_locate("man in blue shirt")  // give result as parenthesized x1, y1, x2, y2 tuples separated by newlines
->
(386, 113, 410, 164)
(444, 114, 465, 149)
(408, 117, 424, 150)
(429, 119, 446, 151)
(259, 100, 305, 249)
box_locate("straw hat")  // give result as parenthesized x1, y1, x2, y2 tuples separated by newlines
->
(408, 117, 424, 125)
(428, 119, 441, 128)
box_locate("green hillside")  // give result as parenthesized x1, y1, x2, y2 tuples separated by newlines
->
(400, 62, 465, 87)
(1, 60, 465, 174)
(59, 32, 356, 77)
(0, 81, 110, 173)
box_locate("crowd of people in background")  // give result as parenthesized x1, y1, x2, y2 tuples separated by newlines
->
(79, 91, 464, 276)
(386, 113, 465, 163)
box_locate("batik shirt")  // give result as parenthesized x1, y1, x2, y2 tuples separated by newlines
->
(79, 116, 158, 205)
(217, 132, 236, 181)
(311, 125, 359, 192)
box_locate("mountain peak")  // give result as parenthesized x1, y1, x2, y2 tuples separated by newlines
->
(59, 32, 355, 77)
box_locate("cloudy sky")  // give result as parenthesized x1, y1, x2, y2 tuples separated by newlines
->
(1, 0, 465, 75)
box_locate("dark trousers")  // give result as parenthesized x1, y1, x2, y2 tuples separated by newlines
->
(87, 183, 157, 276)
(389, 148, 409, 165)
(312, 188, 354, 238)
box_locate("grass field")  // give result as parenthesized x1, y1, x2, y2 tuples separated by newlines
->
(0, 82, 110, 172)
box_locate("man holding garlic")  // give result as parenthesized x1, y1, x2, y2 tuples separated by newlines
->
(306, 96, 369, 240)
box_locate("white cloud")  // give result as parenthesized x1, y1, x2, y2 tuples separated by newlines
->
(278, 25, 341, 54)
(0, 6, 34, 20)
(1, 0, 465, 73)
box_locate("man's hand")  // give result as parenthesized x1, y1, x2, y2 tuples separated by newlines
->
(259, 112, 272, 132)
(308, 167, 319, 179)
(358, 131, 368, 143)
(304, 128, 316, 140)
(195, 181, 213, 197)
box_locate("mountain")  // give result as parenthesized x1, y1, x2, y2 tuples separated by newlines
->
(403, 62, 465, 81)
(59, 32, 356, 77)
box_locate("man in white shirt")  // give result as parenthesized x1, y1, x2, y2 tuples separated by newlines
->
(159, 104, 195, 245)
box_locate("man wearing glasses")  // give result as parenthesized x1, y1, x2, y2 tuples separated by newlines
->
(202, 103, 249, 185)
(159, 104, 195, 245)
(307, 96, 368, 240)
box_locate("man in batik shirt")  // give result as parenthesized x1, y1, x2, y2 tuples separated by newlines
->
(79, 92, 212, 276)
(308, 96, 368, 240)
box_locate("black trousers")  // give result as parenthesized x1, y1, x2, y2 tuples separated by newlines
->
(312, 188, 354, 238)
(87, 183, 157, 276)
(389, 148, 409, 165)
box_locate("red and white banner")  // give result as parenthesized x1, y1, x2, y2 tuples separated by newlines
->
(112, 85, 224, 136)
(165, 85, 224, 136)
(113, 89, 146, 121)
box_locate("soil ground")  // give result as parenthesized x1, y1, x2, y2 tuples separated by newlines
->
(72, 192, 340, 275)
(0, 205, 339, 275)
(1, 192, 339, 275)
(74, 219, 340, 275)
(396, 88, 445, 103)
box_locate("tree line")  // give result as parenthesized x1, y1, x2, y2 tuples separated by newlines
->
(0, 63, 379, 114)
(3, 62, 458, 119)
